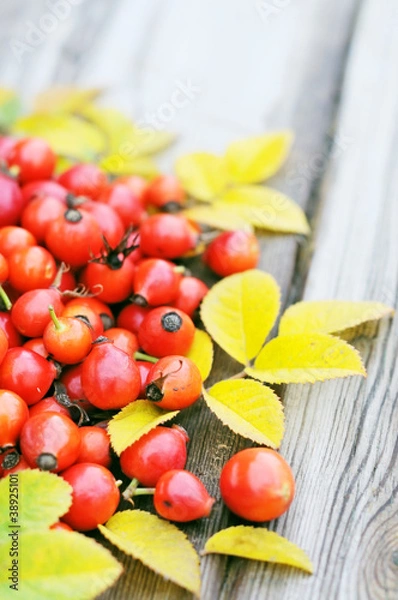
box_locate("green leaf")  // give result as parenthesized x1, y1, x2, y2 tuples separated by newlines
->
(225, 131, 293, 184)
(99, 510, 200, 596)
(0, 530, 122, 600)
(175, 152, 229, 201)
(200, 270, 281, 365)
(203, 379, 284, 448)
(279, 300, 394, 338)
(108, 400, 180, 455)
(203, 526, 313, 573)
(13, 113, 106, 161)
(0, 471, 72, 536)
(0, 88, 21, 131)
(246, 333, 367, 384)
(220, 186, 310, 234)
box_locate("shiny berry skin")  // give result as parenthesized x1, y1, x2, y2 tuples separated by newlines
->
(98, 183, 146, 228)
(0, 226, 37, 257)
(120, 425, 189, 486)
(80, 200, 124, 248)
(0, 312, 23, 348)
(132, 259, 182, 306)
(0, 174, 25, 227)
(75, 426, 111, 468)
(7, 246, 57, 293)
(116, 304, 149, 334)
(82, 257, 135, 304)
(0, 347, 57, 405)
(61, 301, 104, 341)
(154, 470, 214, 522)
(29, 396, 70, 419)
(7, 137, 56, 184)
(23, 337, 48, 358)
(0, 328, 8, 365)
(81, 340, 141, 409)
(45, 208, 104, 269)
(43, 309, 93, 365)
(114, 174, 147, 199)
(136, 360, 152, 397)
(0, 252, 9, 283)
(61, 463, 120, 531)
(50, 522, 73, 532)
(146, 356, 202, 410)
(138, 307, 195, 357)
(0, 389, 29, 449)
(65, 297, 114, 330)
(20, 412, 81, 472)
(104, 327, 139, 356)
(0, 136, 16, 161)
(171, 276, 209, 317)
(140, 214, 197, 259)
(57, 164, 108, 200)
(219, 448, 295, 522)
(21, 179, 68, 204)
(59, 363, 95, 415)
(144, 175, 186, 211)
(21, 195, 66, 243)
(11, 287, 64, 338)
(203, 230, 260, 277)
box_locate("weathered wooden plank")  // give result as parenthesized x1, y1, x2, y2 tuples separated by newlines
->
(0, 1, 371, 598)
(221, 0, 398, 598)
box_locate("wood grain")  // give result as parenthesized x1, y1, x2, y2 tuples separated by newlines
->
(2, 0, 397, 599)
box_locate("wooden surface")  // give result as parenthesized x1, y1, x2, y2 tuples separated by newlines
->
(1, 0, 397, 598)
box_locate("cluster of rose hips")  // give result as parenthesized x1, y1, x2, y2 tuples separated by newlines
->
(0, 135, 294, 533)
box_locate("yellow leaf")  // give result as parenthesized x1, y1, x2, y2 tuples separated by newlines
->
(0, 530, 122, 600)
(175, 152, 228, 201)
(225, 131, 293, 184)
(0, 471, 72, 534)
(246, 333, 366, 384)
(279, 300, 394, 339)
(79, 105, 174, 160)
(128, 127, 176, 156)
(108, 400, 179, 455)
(182, 203, 253, 232)
(13, 113, 106, 161)
(220, 186, 310, 234)
(99, 510, 201, 596)
(34, 86, 101, 113)
(203, 526, 313, 574)
(101, 154, 159, 178)
(200, 270, 281, 365)
(203, 379, 284, 448)
(186, 329, 214, 382)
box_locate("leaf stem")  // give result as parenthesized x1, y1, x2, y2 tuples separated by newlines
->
(0, 285, 12, 311)
(122, 478, 140, 503)
(134, 351, 158, 364)
(133, 487, 156, 496)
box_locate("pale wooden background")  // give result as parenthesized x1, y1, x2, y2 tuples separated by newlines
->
(1, 0, 397, 598)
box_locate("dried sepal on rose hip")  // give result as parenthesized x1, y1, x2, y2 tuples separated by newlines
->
(145, 355, 202, 410)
